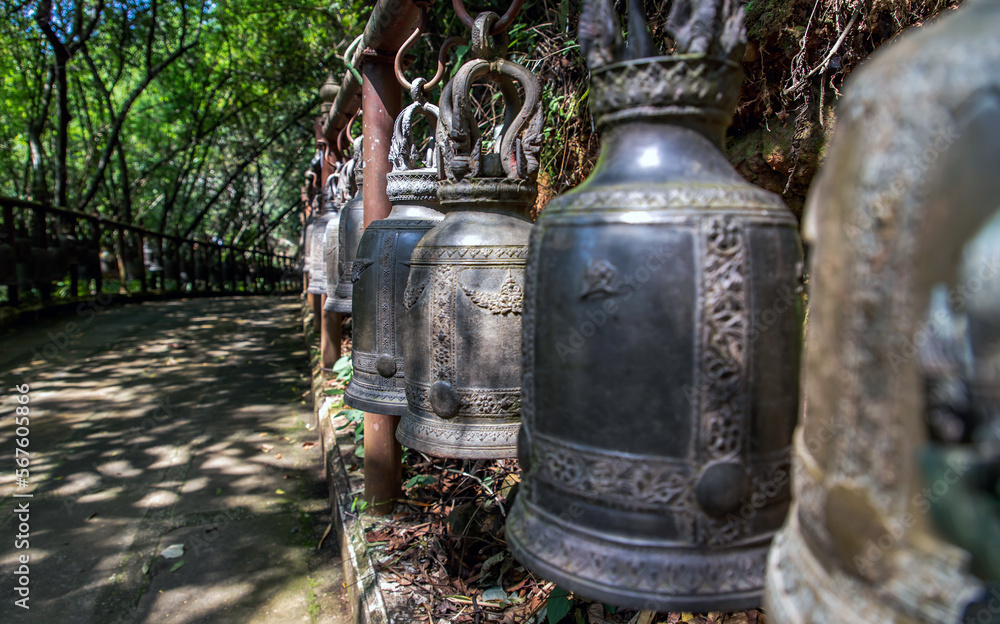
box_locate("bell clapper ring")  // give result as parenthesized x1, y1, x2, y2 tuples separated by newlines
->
(452, 0, 523, 34)
(394, 6, 465, 101)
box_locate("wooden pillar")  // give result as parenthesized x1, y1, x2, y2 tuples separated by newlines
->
(361, 50, 403, 515)
(310, 293, 322, 331)
(321, 296, 342, 371)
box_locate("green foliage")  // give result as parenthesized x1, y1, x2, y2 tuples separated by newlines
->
(332, 354, 353, 383)
(1, 0, 345, 251)
(336, 407, 365, 445)
(403, 474, 435, 490)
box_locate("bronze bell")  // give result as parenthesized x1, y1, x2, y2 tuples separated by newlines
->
(326, 137, 365, 314)
(306, 171, 338, 297)
(764, 1, 1000, 621)
(508, 0, 802, 612)
(323, 159, 350, 314)
(345, 87, 444, 415)
(395, 12, 543, 459)
(319, 165, 343, 308)
(302, 211, 316, 283)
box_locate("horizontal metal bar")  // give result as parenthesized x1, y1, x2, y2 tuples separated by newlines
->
(0, 196, 294, 260)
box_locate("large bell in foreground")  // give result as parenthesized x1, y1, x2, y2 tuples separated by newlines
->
(764, 1, 1000, 622)
(395, 13, 543, 459)
(508, 0, 802, 612)
(345, 94, 443, 415)
(326, 138, 364, 314)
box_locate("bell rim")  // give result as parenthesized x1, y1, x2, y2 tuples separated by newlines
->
(324, 294, 352, 313)
(343, 384, 407, 416)
(507, 496, 769, 612)
(396, 408, 519, 459)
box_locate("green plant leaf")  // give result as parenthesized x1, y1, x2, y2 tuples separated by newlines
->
(169, 560, 185, 572)
(546, 587, 572, 624)
(404, 474, 436, 489)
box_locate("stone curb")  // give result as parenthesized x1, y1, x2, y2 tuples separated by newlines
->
(308, 303, 391, 624)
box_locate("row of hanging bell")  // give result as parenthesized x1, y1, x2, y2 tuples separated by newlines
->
(301, 145, 323, 285)
(344, 81, 444, 414)
(395, 12, 544, 459)
(326, 136, 365, 314)
(307, 167, 341, 297)
(507, 0, 803, 612)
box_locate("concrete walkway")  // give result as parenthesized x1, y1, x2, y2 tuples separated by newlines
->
(0, 296, 350, 623)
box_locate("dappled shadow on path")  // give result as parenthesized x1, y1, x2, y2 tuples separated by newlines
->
(0, 296, 349, 623)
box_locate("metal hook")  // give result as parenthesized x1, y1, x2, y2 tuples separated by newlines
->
(343, 35, 364, 84)
(395, 8, 466, 95)
(452, 0, 523, 35)
(346, 111, 359, 145)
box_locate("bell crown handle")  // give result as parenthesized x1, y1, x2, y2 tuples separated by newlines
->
(390, 80, 441, 172)
(580, 0, 745, 69)
(437, 12, 543, 182)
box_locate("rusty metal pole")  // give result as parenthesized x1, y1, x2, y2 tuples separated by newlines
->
(361, 49, 403, 515)
(321, 295, 342, 370)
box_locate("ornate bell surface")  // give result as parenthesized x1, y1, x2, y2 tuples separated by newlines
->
(508, 0, 802, 612)
(345, 93, 444, 415)
(306, 171, 340, 296)
(326, 138, 365, 314)
(324, 158, 351, 313)
(763, 2, 1000, 622)
(395, 13, 543, 459)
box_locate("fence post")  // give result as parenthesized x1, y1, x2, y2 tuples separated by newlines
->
(3, 202, 18, 307)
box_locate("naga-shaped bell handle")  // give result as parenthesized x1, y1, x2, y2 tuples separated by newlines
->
(390, 79, 441, 172)
(436, 12, 543, 182)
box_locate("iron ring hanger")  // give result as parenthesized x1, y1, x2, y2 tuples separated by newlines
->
(337, 111, 361, 156)
(452, 0, 523, 35)
(394, 4, 466, 96)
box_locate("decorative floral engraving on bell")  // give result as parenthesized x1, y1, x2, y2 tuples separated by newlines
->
(507, 0, 803, 612)
(395, 12, 543, 459)
(763, 2, 1000, 622)
(345, 86, 444, 415)
(326, 138, 364, 314)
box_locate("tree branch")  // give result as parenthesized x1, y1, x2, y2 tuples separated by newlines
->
(76, 38, 200, 213)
